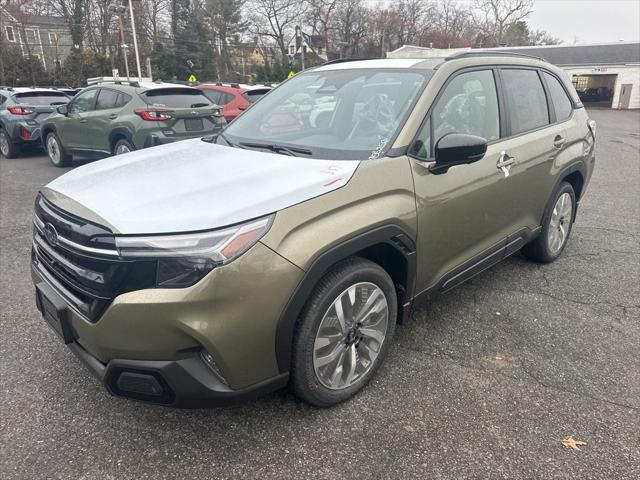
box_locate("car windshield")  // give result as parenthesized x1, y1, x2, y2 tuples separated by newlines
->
(222, 68, 430, 160)
(14, 92, 69, 105)
(142, 88, 213, 108)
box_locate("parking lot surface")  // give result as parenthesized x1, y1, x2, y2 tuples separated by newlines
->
(1, 108, 638, 479)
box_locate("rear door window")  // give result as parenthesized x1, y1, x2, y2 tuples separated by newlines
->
(501, 69, 550, 134)
(13, 91, 69, 106)
(142, 88, 212, 108)
(95, 88, 120, 109)
(542, 72, 573, 122)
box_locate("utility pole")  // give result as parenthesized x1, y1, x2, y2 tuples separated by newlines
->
(296, 26, 304, 71)
(128, 0, 142, 80)
(109, 3, 130, 80)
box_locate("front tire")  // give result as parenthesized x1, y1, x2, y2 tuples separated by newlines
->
(0, 128, 19, 158)
(522, 181, 576, 263)
(46, 132, 72, 167)
(291, 257, 397, 407)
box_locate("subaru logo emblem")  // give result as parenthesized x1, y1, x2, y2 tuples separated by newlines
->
(43, 222, 59, 246)
(191, 111, 197, 115)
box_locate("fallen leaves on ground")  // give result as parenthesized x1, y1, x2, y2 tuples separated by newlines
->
(561, 436, 587, 451)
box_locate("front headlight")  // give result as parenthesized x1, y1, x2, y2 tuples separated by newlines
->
(115, 215, 273, 287)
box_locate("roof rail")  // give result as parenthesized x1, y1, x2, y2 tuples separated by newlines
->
(445, 50, 546, 62)
(321, 57, 378, 66)
(86, 77, 142, 87)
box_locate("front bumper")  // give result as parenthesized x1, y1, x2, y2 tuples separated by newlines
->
(67, 340, 288, 407)
(31, 240, 304, 407)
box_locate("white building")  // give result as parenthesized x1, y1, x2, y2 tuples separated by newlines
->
(388, 42, 640, 109)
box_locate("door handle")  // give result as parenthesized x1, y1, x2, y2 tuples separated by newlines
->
(109, 114, 118, 120)
(553, 135, 565, 148)
(497, 151, 515, 177)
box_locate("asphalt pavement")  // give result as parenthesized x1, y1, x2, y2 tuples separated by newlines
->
(1, 108, 638, 479)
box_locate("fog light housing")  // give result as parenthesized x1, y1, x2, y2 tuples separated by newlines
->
(201, 350, 227, 385)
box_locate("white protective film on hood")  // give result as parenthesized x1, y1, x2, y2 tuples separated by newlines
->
(46, 139, 360, 234)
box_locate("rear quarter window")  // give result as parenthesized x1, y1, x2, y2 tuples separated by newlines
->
(543, 72, 573, 122)
(142, 88, 212, 108)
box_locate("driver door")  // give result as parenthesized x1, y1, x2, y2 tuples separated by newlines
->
(410, 68, 519, 293)
(58, 88, 98, 151)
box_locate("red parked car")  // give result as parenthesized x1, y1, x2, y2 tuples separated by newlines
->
(197, 83, 272, 122)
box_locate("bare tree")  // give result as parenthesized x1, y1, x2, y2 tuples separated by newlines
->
(249, 0, 306, 57)
(334, 0, 367, 57)
(394, 0, 432, 47)
(306, 0, 340, 56)
(434, 0, 470, 48)
(473, 0, 534, 47)
(140, 0, 171, 43)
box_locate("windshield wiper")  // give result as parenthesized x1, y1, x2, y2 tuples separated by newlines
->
(201, 131, 243, 148)
(239, 142, 312, 157)
(190, 102, 209, 108)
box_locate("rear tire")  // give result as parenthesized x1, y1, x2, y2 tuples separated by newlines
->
(46, 132, 72, 167)
(113, 138, 134, 155)
(0, 128, 18, 158)
(522, 181, 576, 263)
(291, 257, 397, 407)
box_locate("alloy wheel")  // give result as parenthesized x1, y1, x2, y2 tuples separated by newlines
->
(0, 132, 9, 156)
(547, 192, 573, 255)
(115, 144, 131, 155)
(313, 282, 389, 390)
(47, 136, 60, 164)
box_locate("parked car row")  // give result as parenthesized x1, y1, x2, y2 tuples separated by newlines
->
(0, 81, 273, 165)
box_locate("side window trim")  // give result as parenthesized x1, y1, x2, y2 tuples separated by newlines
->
(408, 66, 503, 161)
(537, 69, 557, 124)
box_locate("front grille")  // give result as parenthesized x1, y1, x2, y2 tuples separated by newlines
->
(32, 194, 156, 322)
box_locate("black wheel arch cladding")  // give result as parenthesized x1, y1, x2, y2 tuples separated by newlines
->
(274, 224, 416, 374)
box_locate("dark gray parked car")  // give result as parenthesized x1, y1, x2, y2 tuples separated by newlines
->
(0, 87, 70, 158)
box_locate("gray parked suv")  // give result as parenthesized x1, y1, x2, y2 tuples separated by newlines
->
(0, 87, 70, 158)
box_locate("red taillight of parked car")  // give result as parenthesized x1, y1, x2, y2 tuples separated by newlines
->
(8, 105, 35, 115)
(134, 108, 173, 121)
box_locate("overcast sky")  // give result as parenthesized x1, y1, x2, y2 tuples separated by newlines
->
(527, 0, 640, 44)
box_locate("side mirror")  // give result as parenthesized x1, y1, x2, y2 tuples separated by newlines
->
(57, 105, 68, 115)
(429, 133, 487, 175)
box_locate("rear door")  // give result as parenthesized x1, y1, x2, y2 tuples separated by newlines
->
(141, 88, 224, 137)
(90, 88, 127, 153)
(493, 67, 570, 249)
(58, 88, 98, 150)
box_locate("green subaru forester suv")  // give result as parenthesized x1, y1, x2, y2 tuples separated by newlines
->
(31, 53, 595, 407)
(41, 80, 225, 167)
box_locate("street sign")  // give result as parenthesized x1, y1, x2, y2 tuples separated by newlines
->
(112, 69, 120, 80)
(188, 74, 197, 83)
(287, 71, 295, 79)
